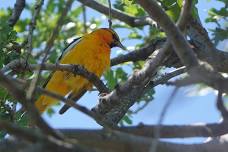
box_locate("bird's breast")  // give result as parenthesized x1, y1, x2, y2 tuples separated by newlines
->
(86, 45, 111, 77)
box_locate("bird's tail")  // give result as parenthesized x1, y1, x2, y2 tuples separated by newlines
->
(35, 95, 57, 113)
(59, 89, 87, 114)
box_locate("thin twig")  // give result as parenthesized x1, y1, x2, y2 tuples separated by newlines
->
(37, 87, 98, 121)
(82, 4, 87, 33)
(149, 87, 179, 152)
(131, 67, 186, 114)
(107, 0, 112, 28)
(131, 101, 150, 114)
(217, 90, 228, 121)
(150, 67, 186, 87)
(26, 0, 44, 61)
(166, 76, 200, 87)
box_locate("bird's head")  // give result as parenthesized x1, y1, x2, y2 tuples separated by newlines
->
(92, 28, 126, 50)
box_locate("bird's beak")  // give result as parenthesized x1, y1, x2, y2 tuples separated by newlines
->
(116, 40, 126, 50)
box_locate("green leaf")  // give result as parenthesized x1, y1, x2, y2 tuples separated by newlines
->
(177, 0, 183, 7)
(210, 27, 228, 45)
(104, 68, 128, 90)
(70, 7, 83, 18)
(15, 112, 29, 127)
(128, 31, 143, 39)
(104, 69, 116, 90)
(47, 108, 55, 117)
(0, 131, 7, 140)
(165, 2, 181, 21)
(161, 0, 176, 7)
(122, 115, 132, 125)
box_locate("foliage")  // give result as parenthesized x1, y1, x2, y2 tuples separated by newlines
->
(205, 0, 228, 45)
(0, 12, 18, 67)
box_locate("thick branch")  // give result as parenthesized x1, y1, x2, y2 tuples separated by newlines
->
(60, 122, 228, 139)
(57, 128, 228, 152)
(187, 17, 228, 73)
(8, 0, 25, 27)
(92, 46, 168, 125)
(2, 119, 228, 152)
(111, 40, 164, 66)
(2, 122, 228, 152)
(2, 134, 228, 152)
(0, 120, 98, 152)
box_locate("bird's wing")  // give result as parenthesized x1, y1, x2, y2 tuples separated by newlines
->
(42, 37, 82, 88)
(58, 88, 87, 114)
(58, 37, 82, 61)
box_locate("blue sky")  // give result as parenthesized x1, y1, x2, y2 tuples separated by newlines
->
(0, 0, 225, 143)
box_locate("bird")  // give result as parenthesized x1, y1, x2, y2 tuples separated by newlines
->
(35, 28, 125, 114)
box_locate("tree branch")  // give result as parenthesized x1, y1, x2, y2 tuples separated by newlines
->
(0, 71, 63, 140)
(111, 40, 165, 66)
(2, 134, 228, 152)
(60, 127, 228, 152)
(2, 119, 228, 152)
(137, 0, 199, 68)
(92, 0, 194, 126)
(151, 67, 186, 86)
(8, 0, 25, 27)
(120, 122, 228, 138)
(92, 46, 168, 126)
(78, 0, 154, 27)
(187, 17, 228, 73)
(60, 122, 228, 139)
(137, 0, 228, 97)
(0, 120, 98, 152)
(0, 120, 39, 142)
(217, 91, 228, 121)
(26, 0, 44, 58)
(1, 60, 109, 93)
(34, 87, 112, 128)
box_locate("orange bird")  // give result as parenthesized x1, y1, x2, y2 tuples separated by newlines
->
(35, 28, 125, 114)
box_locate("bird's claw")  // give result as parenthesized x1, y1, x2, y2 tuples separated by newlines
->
(98, 92, 108, 97)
